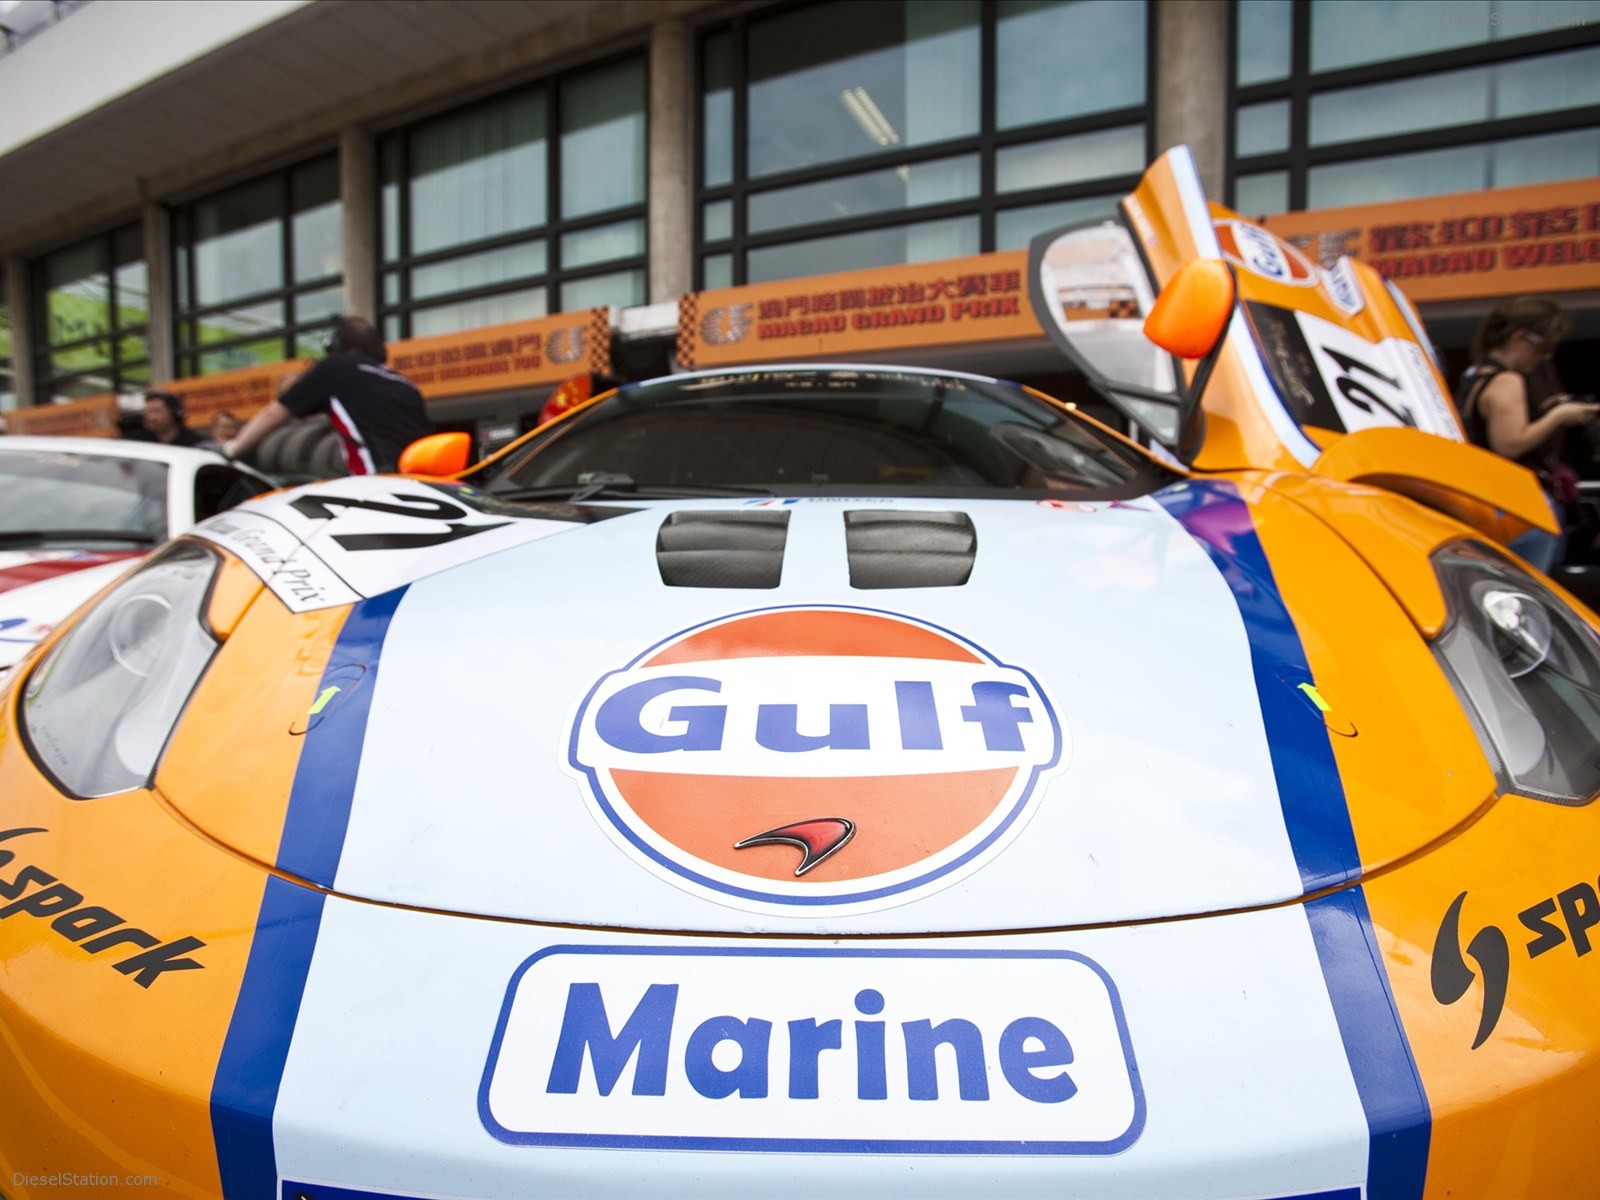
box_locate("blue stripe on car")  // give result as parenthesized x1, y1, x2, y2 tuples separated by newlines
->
(1153, 480, 1361, 892)
(212, 588, 406, 1196)
(1307, 888, 1432, 1200)
(211, 876, 325, 1200)
(1155, 480, 1430, 1198)
(275, 586, 408, 887)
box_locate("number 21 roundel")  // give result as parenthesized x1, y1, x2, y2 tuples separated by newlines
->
(566, 606, 1068, 913)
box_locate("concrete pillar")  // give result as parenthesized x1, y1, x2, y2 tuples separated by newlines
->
(1153, 0, 1229, 198)
(339, 125, 377, 321)
(4, 255, 33, 409)
(141, 201, 174, 384)
(648, 17, 693, 303)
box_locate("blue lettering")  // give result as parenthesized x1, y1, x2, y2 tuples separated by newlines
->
(546, 982, 678, 1096)
(685, 1015, 773, 1098)
(894, 680, 942, 750)
(595, 676, 725, 752)
(854, 988, 887, 1101)
(787, 1017, 842, 1099)
(960, 681, 1034, 751)
(755, 704, 869, 752)
(904, 1018, 990, 1101)
(999, 1016, 1076, 1103)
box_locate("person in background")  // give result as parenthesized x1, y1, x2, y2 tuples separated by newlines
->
(1457, 296, 1599, 573)
(224, 316, 432, 475)
(142, 390, 203, 447)
(197, 410, 241, 454)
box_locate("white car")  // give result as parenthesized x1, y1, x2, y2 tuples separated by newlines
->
(0, 435, 274, 677)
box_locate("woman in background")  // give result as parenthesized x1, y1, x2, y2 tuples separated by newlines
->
(1457, 297, 1598, 572)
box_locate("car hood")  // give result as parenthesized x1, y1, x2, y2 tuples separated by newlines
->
(0, 550, 144, 671)
(157, 476, 1494, 934)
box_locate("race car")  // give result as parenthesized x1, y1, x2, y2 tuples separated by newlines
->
(0, 436, 274, 680)
(2, 151, 1598, 1198)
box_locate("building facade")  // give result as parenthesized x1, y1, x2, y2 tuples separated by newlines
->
(0, 0, 1595, 447)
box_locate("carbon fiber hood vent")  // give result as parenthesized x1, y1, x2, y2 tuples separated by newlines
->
(656, 509, 790, 588)
(845, 510, 976, 588)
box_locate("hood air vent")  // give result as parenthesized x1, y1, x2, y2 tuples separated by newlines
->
(845, 511, 976, 589)
(657, 510, 790, 588)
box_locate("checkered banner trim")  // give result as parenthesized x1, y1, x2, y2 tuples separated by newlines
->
(677, 293, 699, 371)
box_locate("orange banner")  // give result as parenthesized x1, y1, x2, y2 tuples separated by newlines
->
(162, 361, 312, 429)
(1261, 179, 1600, 303)
(678, 252, 1039, 369)
(388, 308, 611, 399)
(3, 393, 120, 438)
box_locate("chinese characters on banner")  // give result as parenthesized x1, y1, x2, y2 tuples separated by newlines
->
(166, 361, 312, 429)
(678, 252, 1042, 369)
(386, 308, 611, 399)
(1261, 178, 1600, 303)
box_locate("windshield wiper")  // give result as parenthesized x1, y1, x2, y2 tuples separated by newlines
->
(0, 529, 159, 547)
(495, 474, 775, 503)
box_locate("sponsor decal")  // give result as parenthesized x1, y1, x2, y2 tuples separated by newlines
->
(193, 478, 628, 613)
(566, 606, 1067, 913)
(0, 828, 205, 987)
(1216, 219, 1318, 287)
(1318, 257, 1365, 318)
(1433, 878, 1600, 1048)
(480, 945, 1143, 1154)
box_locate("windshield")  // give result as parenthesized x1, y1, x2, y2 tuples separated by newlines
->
(483, 368, 1168, 499)
(0, 449, 168, 545)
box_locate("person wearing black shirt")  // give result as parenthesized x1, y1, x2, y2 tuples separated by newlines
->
(142, 390, 204, 447)
(226, 316, 433, 474)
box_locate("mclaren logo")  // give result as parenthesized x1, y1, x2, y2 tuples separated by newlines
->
(1431, 891, 1509, 1050)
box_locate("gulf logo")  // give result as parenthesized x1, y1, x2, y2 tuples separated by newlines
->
(1215, 219, 1317, 287)
(566, 606, 1067, 914)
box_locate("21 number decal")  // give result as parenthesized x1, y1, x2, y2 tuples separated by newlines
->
(1319, 346, 1416, 429)
(288, 491, 510, 552)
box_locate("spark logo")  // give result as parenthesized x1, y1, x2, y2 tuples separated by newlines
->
(1432, 891, 1509, 1050)
(566, 606, 1066, 913)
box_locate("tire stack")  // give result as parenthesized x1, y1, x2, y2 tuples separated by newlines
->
(253, 415, 347, 483)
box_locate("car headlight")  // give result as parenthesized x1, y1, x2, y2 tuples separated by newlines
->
(21, 542, 220, 798)
(1433, 541, 1600, 805)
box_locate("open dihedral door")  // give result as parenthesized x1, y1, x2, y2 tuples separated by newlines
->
(1026, 145, 1556, 543)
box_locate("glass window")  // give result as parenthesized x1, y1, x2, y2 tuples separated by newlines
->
(703, 30, 735, 188)
(1236, 0, 1292, 85)
(380, 54, 648, 339)
(409, 89, 547, 258)
(410, 288, 548, 338)
(995, 193, 1120, 250)
(699, 1, 1150, 286)
(997, 0, 1145, 128)
(746, 0, 980, 178)
(1311, 0, 1600, 73)
(173, 153, 343, 379)
(1233, 171, 1289, 217)
(561, 59, 646, 219)
(747, 216, 980, 283)
(996, 125, 1145, 193)
(1305, 129, 1600, 207)
(560, 268, 646, 311)
(31, 225, 147, 403)
(1236, 100, 1289, 158)
(1312, 47, 1600, 148)
(749, 155, 980, 234)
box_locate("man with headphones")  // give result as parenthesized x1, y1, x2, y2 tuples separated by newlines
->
(225, 315, 432, 475)
(142, 390, 204, 447)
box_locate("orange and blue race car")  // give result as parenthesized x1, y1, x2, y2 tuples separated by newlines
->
(1, 148, 1597, 1198)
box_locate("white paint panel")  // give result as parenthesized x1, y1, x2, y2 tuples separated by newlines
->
(270, 896, 1370, 1199)
(331, 498, 1306, 933)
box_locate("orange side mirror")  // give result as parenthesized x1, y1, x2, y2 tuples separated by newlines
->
(398, 431, 472, 477)
(1143, 259, 1235, 360)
